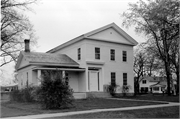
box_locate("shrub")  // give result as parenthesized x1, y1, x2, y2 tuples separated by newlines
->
(37, 70, 74, 109)
(10, 86, 36, 102)
(122, 85, 131, 96)
(10, 90, 23, 101)
(108, 83, 118, 96)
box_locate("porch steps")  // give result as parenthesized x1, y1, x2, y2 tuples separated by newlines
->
(73, 93, 86, 99)
(86, 92, 112, 98)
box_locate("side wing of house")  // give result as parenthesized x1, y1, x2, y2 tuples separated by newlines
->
(15, 53, 34, 89)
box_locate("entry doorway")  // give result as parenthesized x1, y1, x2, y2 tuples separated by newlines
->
(88, 70, 99, 91)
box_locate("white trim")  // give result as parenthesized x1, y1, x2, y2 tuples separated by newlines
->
(32, 67, 85, 72)
(47, 23, 138, 53)
(86, 60, 105, 65)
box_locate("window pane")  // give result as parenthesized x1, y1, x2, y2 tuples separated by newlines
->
(78, 48, 81, 60)
(95, 47, 100, 59)
(111, 72, 116, 86)
(123, 73, 127, 85)
(123, 51, 127, 62)
(110, 49, 115, 60)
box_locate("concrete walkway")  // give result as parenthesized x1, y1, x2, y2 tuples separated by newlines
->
(2, 99, 180, 119)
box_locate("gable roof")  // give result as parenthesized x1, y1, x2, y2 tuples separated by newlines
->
(15, 52, 79, 70)
(47, 23, 138, 53)
(141, 76, 166, 82)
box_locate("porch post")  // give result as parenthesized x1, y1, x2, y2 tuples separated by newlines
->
(86, 68, 89, 92)
(37, 70, 41, 85)
(62, 70, 65, 82)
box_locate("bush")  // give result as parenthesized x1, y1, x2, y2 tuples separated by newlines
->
(122, 85, 131, 96)
(10, 86, 37, 102)
(10, 90, 23, 101)
(108, 83, 118, 96)
(37, 70, 74, 109)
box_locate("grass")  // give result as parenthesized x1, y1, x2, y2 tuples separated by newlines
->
(54, 106, 180, 118)
(1, 98, 167, 118)
(117, 93, 179, 102)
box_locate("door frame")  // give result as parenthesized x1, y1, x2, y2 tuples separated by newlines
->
(88, 70, 100, 92)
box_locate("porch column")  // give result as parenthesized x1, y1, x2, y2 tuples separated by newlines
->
(62, 70, 65, 82)
(37, 70, 41, 85)
(86, 68, 89, 92)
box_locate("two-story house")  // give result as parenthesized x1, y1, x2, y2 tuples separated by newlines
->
(15, 23, 138, 98)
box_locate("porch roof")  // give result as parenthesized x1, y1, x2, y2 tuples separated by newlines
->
(32, 67, 85, 72)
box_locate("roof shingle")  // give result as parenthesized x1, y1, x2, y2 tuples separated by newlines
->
(22, 52, 79, 66)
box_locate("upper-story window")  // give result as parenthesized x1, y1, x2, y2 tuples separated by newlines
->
(123, 73, 127, 85)
(78, 48, 81, 60)
(110, 49, 115, 61)
(111, 72, 116, 86)
(122, 51, 127, 62)
(95, 47, 100, 59)
(142, 80, 146, 84)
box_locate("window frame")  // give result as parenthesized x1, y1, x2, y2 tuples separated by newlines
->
(95, 47, 100, 59)
(123, 73, 127, 85)
(122, 51, 127, 62)
(111, 72, 116, 86)
(78, 48, 81, 60)
(110, 49, 115, 61)
(142, 80, 146, 84)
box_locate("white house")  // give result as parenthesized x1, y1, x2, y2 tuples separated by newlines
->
(15, 23, 138, 98)
(139, 76, 167, 93)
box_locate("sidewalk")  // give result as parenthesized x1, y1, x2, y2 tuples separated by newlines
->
(2, 102, 180, 119)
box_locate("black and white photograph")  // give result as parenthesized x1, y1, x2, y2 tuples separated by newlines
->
(1, 0, 179, 118)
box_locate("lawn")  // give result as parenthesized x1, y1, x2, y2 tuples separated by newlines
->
(55, 106, 179, 118)
(1, 98, 167, 118)
(117, 94, 179, 102)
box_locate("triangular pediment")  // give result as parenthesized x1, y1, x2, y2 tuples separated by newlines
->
(87, 27, 132, 44)
(84, 23, 138, 45)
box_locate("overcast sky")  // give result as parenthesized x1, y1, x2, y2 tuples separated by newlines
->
(1, 0, 147, 85)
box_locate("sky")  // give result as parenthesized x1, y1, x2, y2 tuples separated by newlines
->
(1, 0, 147, 85)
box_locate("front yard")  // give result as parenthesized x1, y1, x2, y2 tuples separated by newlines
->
(1, 98, 167, 118)
(55, 106, 179, 118)
(117, 93, 179, 102)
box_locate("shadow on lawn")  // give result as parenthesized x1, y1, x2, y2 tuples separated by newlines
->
(117, 93, 179, 102)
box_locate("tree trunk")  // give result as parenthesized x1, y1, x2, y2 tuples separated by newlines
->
(176, 70, 179, 94)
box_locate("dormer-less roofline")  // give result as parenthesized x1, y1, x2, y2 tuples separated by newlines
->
(47, 23, 138, 53)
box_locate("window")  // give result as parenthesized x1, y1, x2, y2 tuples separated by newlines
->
(78, 48, 81, 60)
(123, 73, 127, 85)
(142, 80, 146, 84)
(153, 87, 159, 91)
(95, 47, 100, 59)
(111, 72, 116, 86)
(110, 49, 115, 61)
(122, 51, 127, 62)
(65, 72, 69, 85)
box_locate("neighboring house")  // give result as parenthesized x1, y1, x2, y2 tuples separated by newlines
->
(139, 76, 167, 93)
(15, 23, 138, 98)
(0, 83, 18, 92)
(150, 81, 167, 93)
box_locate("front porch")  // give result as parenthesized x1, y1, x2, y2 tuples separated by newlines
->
(32, 67, 86, 93)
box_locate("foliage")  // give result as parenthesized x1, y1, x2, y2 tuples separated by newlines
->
(10, 86, 37, 102)
(108, 83, 118, 96)
(1, 0, 38, 67)
(122, 0, 179, 95)
(37, 70, 74, 109)
(122, 85, 131, 96)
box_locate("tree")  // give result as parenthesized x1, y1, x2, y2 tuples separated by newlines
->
(1, 0, 37, 67)
(122, 0, 179, 95)
(133, 45, 147, 94)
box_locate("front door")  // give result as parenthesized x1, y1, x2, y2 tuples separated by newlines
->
(89, 71, 99, 91)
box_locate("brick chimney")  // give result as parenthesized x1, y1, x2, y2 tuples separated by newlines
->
(24, 39, 30, 52)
